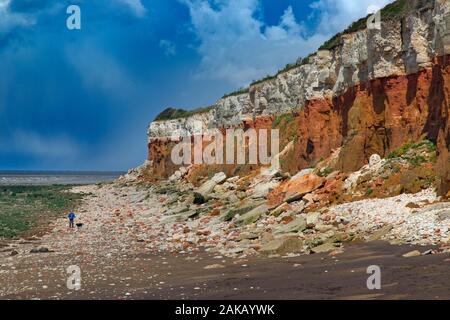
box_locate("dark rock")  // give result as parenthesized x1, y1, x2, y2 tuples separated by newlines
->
(30, 247, 50, 254)
(193, 192, 207, 205)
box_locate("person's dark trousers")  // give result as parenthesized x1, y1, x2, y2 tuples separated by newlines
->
(69, 219, 74, 228)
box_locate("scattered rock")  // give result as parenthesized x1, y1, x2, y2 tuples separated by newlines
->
(204, 264, 226, 270)
(270, 202, 290, 217)
(196, 173, 226, 197)
(227, 176, 239, 183)
(268, 173, 324, 208)
(284, 174, 325, 203)
(275, 217, 307, 234)
(314, 223, 334, 233)
(437, 210, 450, 221)
(402, 250, 421, 258)
(30, 247, 50, 254)
(369, 154, 382, 167)
(222, 202, 264, 221)
(223, 182, 237, 190)
(302, 193, 316, 204)
(306, 212, 321, 226)
(406, 202, 421, 209)
(325, 171, 340, 181)
(236, 204, 269, 226)
(367, 225, 393, 242)
(311, 242, 339, 254)
(290, 169, 314, 181)
(211, 172, 227, 184)
(251, 181, 280, 199)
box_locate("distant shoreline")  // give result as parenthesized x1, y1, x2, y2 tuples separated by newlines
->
(0, 171, 125, 186)
(0, 170, 126, 175)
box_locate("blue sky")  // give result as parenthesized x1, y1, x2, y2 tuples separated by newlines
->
(0, 0, 391, 171)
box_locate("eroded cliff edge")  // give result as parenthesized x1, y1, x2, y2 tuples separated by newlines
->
(145, 0, 449, 195)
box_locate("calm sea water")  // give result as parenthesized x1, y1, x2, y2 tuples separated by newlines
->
(0, 171, 125, 186)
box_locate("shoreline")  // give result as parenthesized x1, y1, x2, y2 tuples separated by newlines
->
(0, 171, 124, 187)
(2, 242, 450, 300)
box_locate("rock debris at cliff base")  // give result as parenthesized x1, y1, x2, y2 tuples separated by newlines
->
(114, 146, 450, 258)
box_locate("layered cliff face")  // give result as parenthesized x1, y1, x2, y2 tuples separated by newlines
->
(146, 0, 449, 194)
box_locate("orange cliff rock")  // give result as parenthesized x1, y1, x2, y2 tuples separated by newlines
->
(146, 56, 449, 195)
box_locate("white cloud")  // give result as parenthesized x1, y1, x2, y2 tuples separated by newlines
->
(310, 0, 393, 35)
(181, 0, 327, 87)
(0, 0, 35, 33)
(116, 0, 147, 17)
(181, 0, 393, 87)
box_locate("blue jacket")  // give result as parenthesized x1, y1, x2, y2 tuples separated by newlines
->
(68, 212, 76, 220)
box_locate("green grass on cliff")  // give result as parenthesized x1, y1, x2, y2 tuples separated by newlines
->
(272, 113, 294, 129)
(387, 139, 436, 159)
(319, 0, 433, 50)
(224, 0, 431, 97)
(157, 0, 434, 119)
(222, 87, 249, 99)
(387, 139, 437, 167)
(0, 185, 84, 238)
(154, 106, 214, 121)
(250, 54, 315, 87)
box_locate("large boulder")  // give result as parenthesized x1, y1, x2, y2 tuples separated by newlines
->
(260, 237, 303, 255)
(369, 154, 382, 167)
(306, 212, 321, 226)
(222, 201, 265, 221)
(235, 204, 269, 225)
(196, 172, 227, 197)
(310, 242, 338, 254)
(211, 172, 227, 184)
(290, 168, 314, 181)
(193, 193, 206, 205)
(196, 180, 216, 197)
(268, 173, 325, 208)
(275, 217, 307, 234)
(367, 225, 393, 241)
(251, 180, 280, 199)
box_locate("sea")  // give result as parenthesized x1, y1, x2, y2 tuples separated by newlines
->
(0, 171, 125, 186)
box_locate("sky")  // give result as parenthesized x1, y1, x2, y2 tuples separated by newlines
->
(0, 0, 392, 171)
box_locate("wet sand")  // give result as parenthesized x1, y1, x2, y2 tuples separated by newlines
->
(1, 184, 448, 300)
(2, 241, 449, 300)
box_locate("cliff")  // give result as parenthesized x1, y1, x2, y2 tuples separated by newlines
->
(145, 0, 449, 195)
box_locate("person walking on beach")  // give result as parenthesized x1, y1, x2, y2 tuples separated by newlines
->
(68, 212, 76, 228)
